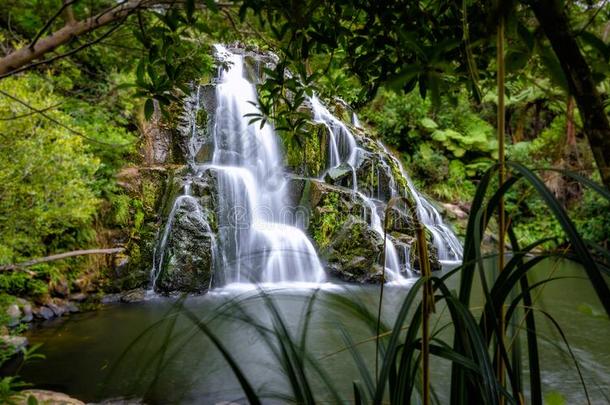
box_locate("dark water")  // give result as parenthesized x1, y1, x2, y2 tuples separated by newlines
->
(19, 260, 610, 404)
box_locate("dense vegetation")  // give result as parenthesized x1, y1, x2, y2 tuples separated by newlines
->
(0, 0, 609, 404)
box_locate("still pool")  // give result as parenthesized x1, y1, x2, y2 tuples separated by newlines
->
(18, 259, 610, 404)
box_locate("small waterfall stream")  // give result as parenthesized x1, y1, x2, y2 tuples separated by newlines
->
(151, 45, 462, 291)
(309, 94, 462, 275)
(311, 95, 406, 281)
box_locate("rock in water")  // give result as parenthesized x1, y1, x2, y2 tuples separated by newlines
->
(6, 304, 21, 327)
(121, 288, 146, 303)
(13, 390, 85, 405)
(33, 306, 54, 320)
(155, 197, 214, 294)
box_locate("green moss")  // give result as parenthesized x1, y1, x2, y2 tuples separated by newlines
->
(283, 123, 326, 176)
(196, 108, 208, 128)
(387, 156, 408, 192)
(141, 177, 161, 212)
(207, 209, 218, 233)
(311, 192, 342, 248)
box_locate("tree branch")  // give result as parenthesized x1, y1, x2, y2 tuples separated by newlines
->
(0, 18, 126, 80)
(0, 0, 153, 77)
(29, 0, 80, 50)
(0, 248, 124, 272)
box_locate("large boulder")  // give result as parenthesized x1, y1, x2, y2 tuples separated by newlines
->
(354, 151, 395, 201)
(155, 196, 216, 294)
(323, 162, 353, 189)
(154, 168, 218, 294)
(325, 217, 385, 283)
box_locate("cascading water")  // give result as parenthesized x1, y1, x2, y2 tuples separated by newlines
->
(310, 95, 405, 281)
(376, 142, 463, 262)
(309, 94, 463, 276)
(151, 45, 461, 292)
(209, 45, 324, 285)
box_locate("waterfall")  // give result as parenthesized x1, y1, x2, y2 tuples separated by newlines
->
(151, 45, 461, 292)
(376, 142, 463, 262)
(210, 45, 324, 285)
(310, 95, 405, 281)
(310, 94, 463, 275)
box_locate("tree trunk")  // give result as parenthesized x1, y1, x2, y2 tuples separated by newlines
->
(530, 0, 610, 190)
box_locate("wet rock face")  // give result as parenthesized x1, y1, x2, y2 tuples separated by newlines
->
(155, 170, 218, 294)
(323, 163, 353, 189)
(325, 217, 386, 283)
(286, 175, 442, 282)
(354, 151, 394, 201)
(286, 177, 386, 282)
(155, 197, 214, 294)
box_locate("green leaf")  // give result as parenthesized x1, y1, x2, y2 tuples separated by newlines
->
(544, 391, 566, 405)
(144, 98, 154, 120)
(538, 46, 569, 92)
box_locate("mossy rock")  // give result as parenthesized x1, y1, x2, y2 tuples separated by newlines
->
(155, 196, 215, 294)
(325, 216, 385, 283)
(283, 122, 329, 177)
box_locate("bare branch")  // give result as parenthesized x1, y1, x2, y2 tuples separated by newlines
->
(0, 0, 235, 78)
(0, 18, 126, 80)
(0, 0, 152, 77)
(0, 248, 124, 272)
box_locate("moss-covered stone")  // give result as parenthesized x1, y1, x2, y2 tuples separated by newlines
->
(155, 197, 215, 294)
(284, 122, 328, 177)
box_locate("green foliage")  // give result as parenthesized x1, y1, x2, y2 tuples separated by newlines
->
(574, 185, 610, 244)
(0, 67, 140, 296)
(0, 376, 30, 405)
(0, 75, 100, 264)
(361, 88, 493, 203)
(0, 343, 45, 405)
(311, 192, 341, 249)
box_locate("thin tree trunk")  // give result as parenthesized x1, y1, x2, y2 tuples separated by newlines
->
(530, 0, 610, 190)
(62, 0, 77, 25)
